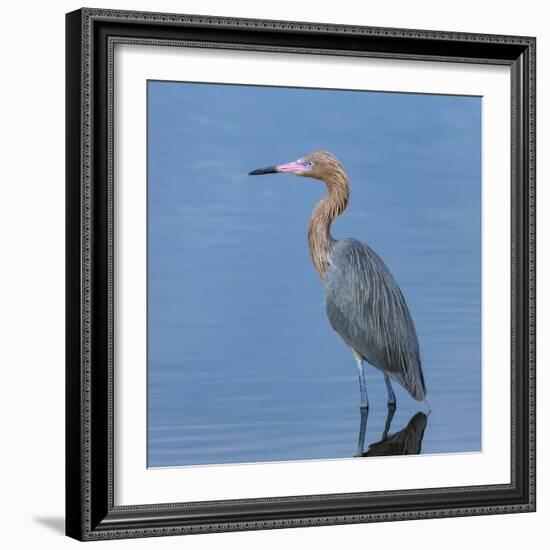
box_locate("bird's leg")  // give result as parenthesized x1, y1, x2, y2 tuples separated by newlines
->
(356, 359, 369, 409)
(423, 397, 432, 415)
(384, 375, 396, 408)
(381, 403, 396, 441)
(356, 407, 369, 456)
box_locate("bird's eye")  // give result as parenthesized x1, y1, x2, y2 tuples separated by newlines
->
(307, 162, 313, 167)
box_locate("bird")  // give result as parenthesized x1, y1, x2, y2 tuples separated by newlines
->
(249, 150, 427, 410)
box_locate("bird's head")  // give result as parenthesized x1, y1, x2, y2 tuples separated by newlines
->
(249, 150, 345, 182)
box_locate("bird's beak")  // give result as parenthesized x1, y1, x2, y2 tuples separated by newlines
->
(248, 165, 278, 175)
(248, 161, 305, 176)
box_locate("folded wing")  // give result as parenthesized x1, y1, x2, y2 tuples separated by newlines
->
(324, 237, 426, 401)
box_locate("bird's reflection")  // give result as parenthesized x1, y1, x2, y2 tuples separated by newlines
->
(355, 408, 428, 457)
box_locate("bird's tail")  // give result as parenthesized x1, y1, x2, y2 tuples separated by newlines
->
(401, 366, 426, 402)
(409, 358, 427, 402)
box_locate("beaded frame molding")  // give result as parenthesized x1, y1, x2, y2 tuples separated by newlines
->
(66, 7, 536, 541)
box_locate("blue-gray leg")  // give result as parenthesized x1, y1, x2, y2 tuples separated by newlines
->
(355, 407, 369, 456)
(356, 359, 369, 409)
(385, 375, 396, 408)
(381, 403, 396, 441)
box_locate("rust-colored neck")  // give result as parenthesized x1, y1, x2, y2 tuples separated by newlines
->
(307, 170, 350, 278)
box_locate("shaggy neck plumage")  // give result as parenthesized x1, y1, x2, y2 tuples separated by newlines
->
(307, 169, 350, 278)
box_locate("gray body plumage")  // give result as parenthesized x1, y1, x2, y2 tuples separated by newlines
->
(324, 237, 426, 401)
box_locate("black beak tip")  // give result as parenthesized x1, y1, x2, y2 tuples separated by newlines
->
(248, 166, 278, 176)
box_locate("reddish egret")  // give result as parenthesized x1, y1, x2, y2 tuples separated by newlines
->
(249, 150, 427, 410)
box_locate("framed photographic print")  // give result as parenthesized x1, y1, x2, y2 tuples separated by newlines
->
(65, 7, 536, 541)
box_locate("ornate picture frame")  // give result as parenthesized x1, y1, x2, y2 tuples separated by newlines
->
(66, 7, 536, 541)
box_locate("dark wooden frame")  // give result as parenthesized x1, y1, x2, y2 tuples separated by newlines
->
(66, 7, 536, 541)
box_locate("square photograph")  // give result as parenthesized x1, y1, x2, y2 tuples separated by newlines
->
(146, 80, 481, 468)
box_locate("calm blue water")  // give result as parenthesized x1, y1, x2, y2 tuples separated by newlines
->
(147, 81, 481, 467)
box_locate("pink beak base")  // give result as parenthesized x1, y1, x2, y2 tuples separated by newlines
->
(276, 162, 305, 175)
